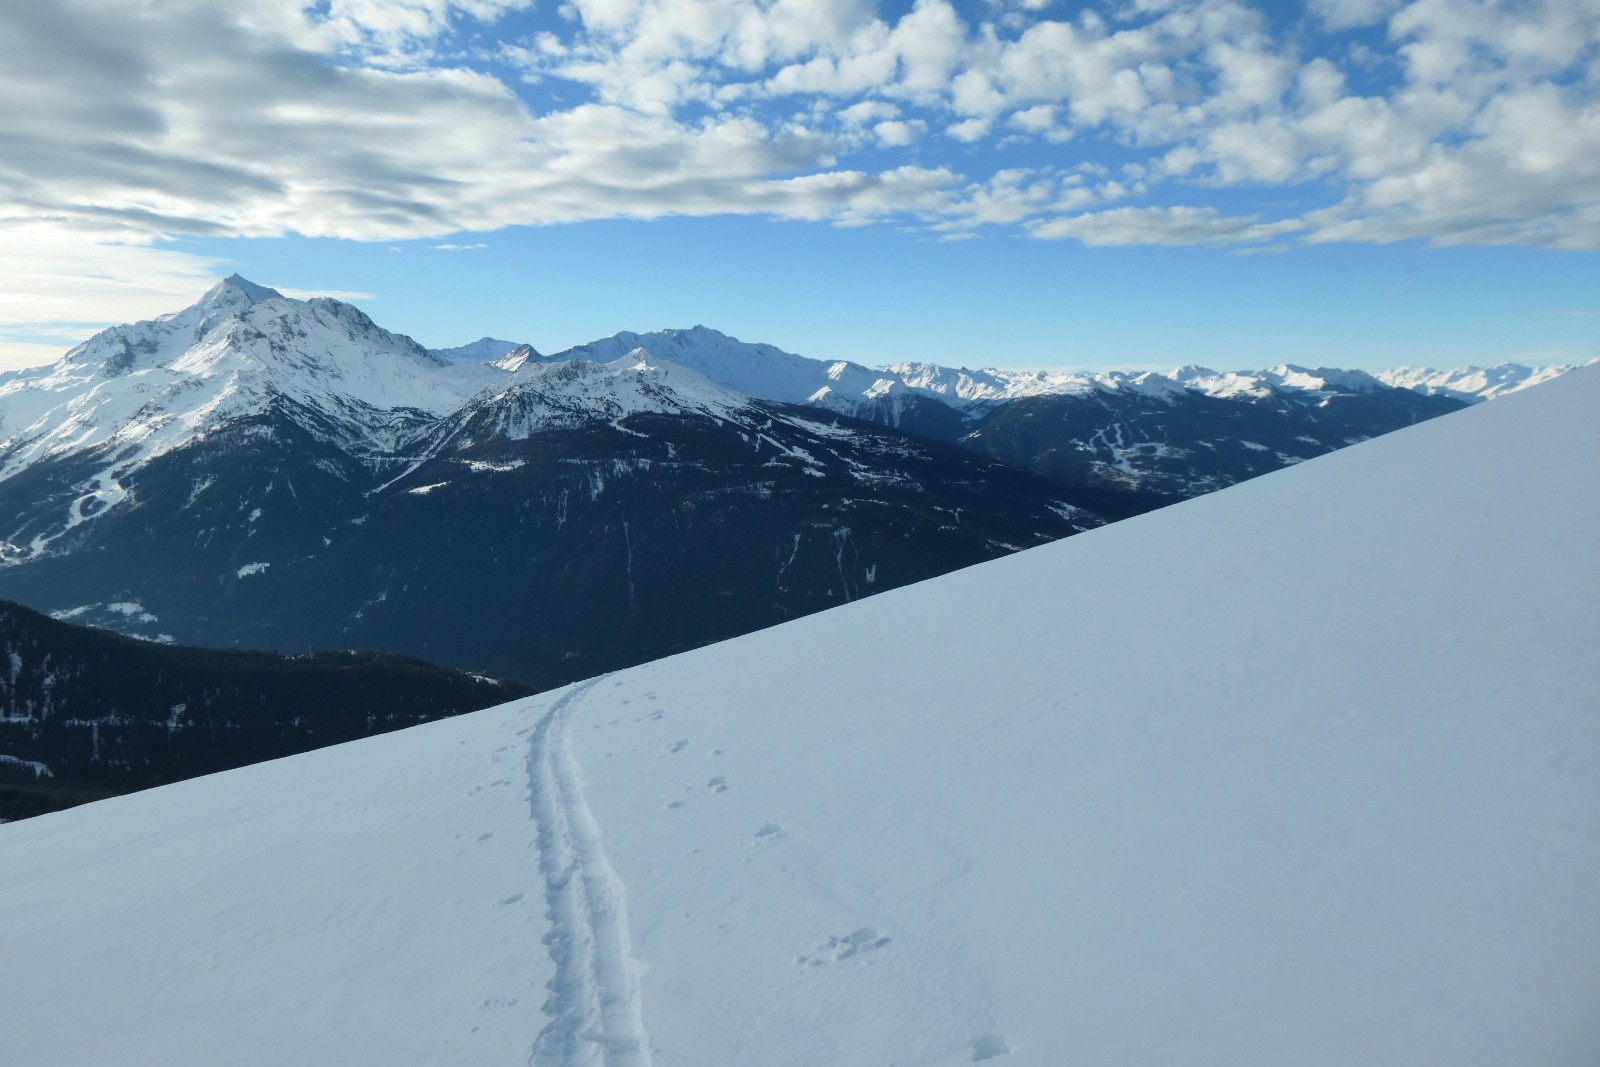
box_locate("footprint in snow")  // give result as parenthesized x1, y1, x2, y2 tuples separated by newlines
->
(663, 739, 688, 755)
(797, 927, 891, 967)
(971, 1034, 1012, 1061)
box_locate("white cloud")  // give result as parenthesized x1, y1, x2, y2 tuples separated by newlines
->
(874, 119, 925, 146)
(947, 116, 993, 142)
(432, 243, 489, 251)
(1310, 0, 1405, 30)
(939, 168, 1065, 226)
(1030, 205, 1306, 245)
(837, 100, 900, 125)
(1008, 104, 1058, 133)
(7, 0, 1597, 255)
(0, 223, 222, 353)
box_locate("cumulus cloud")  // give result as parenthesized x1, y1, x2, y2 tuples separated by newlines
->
(1030, 205, 1306, 245)
(1310, 0, 1405, 30)
(2, 0, 1599, 348)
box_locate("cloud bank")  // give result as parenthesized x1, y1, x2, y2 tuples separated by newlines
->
(2, 0, 1597, 354)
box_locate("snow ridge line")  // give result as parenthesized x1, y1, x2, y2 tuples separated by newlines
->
(527, 676, 654, 1067)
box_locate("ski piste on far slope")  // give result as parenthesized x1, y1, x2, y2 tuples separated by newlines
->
(0, 360, 1595, 1067)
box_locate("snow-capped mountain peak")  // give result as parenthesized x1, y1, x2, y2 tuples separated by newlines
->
(0, 281, 495, 542)
(430, 337, 530, 364)
(198, 272, 284, 307)
(1268, 364, 1383, 394)
(550, 326, 886, 407)
(488, 345, 541, 373)
(496, 347, 751, 424)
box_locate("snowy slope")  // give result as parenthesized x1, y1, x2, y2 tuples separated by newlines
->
(4, 365, 1597, 1064)
(1375, 361, 1581, 401)
(449, 350, 755, 440)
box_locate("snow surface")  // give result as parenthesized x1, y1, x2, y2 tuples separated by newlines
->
(3, 363, 1597, 1065)
(0, 754, 52, 778)
(462, 350, 755, 442)
(1374, 361, 1585, 402)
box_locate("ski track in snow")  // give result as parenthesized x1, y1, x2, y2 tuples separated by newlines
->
(526, 676, 654, 1067)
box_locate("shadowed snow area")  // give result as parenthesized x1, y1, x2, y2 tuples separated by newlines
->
(2, 366, 1598, 1066)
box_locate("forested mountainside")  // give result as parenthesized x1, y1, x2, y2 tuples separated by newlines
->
(0, 599, 529, 821)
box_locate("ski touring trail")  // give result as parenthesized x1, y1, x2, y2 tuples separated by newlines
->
(526, 677, 655, 1067)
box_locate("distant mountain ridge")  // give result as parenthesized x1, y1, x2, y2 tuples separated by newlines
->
(506, 322, 1574, 410)
(437, 323, 1563, 496)
(0, 277, 1548, 681)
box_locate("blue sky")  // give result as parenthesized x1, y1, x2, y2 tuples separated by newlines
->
(1, 0, 1596, 371)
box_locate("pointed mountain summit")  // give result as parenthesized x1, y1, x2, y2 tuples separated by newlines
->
(201, 273, 284, 305)
(0, 277, 491, 488)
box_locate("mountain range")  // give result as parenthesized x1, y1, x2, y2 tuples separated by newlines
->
(0, 278, 1101, 689)
(2, 355, 1592, 1066)
(446, 324, 1540, 499)
(0, 277, 1576, 693)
